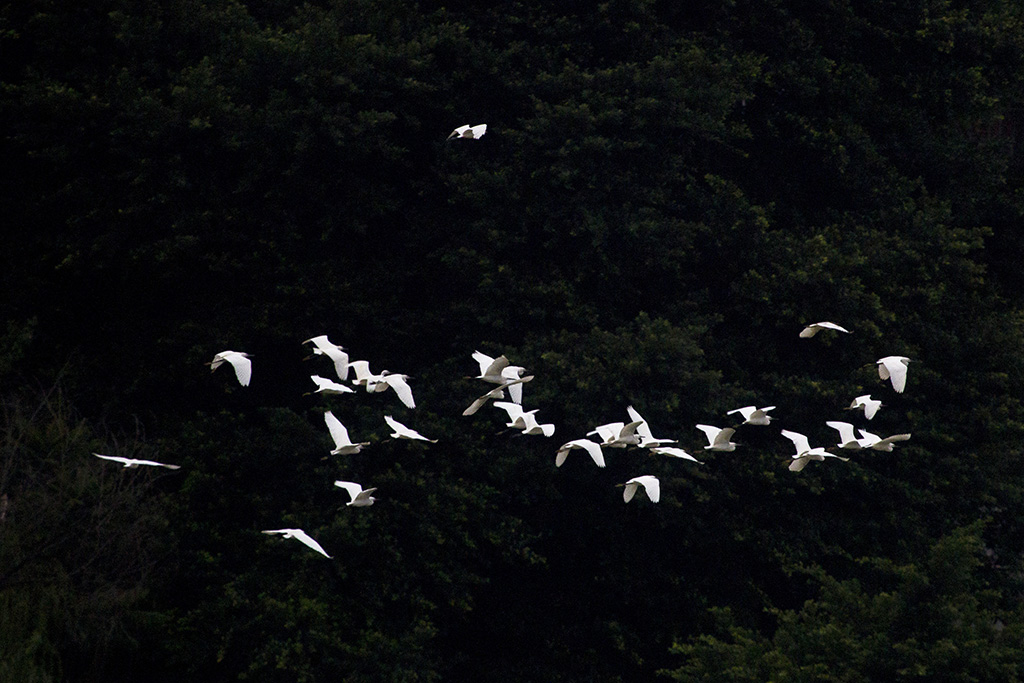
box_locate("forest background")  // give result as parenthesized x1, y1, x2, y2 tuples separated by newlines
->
(5, 0, 1024, 680)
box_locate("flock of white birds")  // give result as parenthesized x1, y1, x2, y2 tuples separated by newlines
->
(91, 312, 913, 559)
(89, 122, 915, 558)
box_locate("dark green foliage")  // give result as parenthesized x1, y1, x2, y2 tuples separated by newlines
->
(4, 0, 1024, 680)
(663, 523, 1024, 682)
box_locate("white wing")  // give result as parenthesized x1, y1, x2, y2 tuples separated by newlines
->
(500, 366, 529, 403)
(223, 352, 251, 386)
(130, 458, 181, 469)
(288, 529, 331, 558)
(800, 321, 851, 338)
(635, 475, 661, 503)
(211, 351, 251, 386)
(695, 424, 723, 447)
(384, 415, 436, 442)
(333, 480, 364, 502)
(588, 422, 625, 443)
(463, 386, 506, 416)
(262, 528, 331, 558)
(502, 374, 533, 405)
(473, 351, 509, 381)
(825, 421, 859, 447)
(491, 400, 525, 422)
(622, 481, 640, 503)
(310, 374, 355, 394)
(324, 411, 352, 449)
(556, 439, 605, 468)
(93, 453, 131, 466)
(576, 439, 605, 467)
(383, 374, 415, 409)
(651, 446, 703, 464)
(349, 360, 375, 384)
(727, 406, 756, 420)
(780, 429, 812, 455)
(877, 356, 910, 393)
(93, 453, 179, 469)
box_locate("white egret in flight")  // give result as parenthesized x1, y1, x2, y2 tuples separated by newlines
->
(378, 371, 416, 409)
(384, 415, 437, 443)
(626, 406, 676, 447)
(303, 335, 349, 380)
(780, 429, 848, 472)
(824, 421, 870, 449)
(876, 356, 912, 393)
(555, 439, 605, 468)
(207, 350, 251, 386)
(463, 386, 509, 416)
(306, 374, 355, 395)
(847, 394, 883, 420)
(349, 360, 386, 391)
(463, 376, 534, 416)
(470, 351, 532, 403)
(334, 480, 377, 507)
(857, 429, 912, 452)
(447, 124, 487, 140)
(587, 420, 643, 448)
(492, 401, 555, 437)
(696, 424, 738, 451)
(799, 322, 851, 338)
(649, 446, 703, 464)
(261, 528, 331, 558)
(324, 411, 370, 455)
(92, 453, 180, 469)
(621, 475, 660, 503)
(727, 405, 776, 426)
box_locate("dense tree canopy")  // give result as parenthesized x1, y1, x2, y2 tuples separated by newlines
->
(4, 0, 1024, 680)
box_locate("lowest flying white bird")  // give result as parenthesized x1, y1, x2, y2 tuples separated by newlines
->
(92, 453, 181, 469)
(207, 350, 252, 386)
(261, 528, 331, 558)
(620, 475, 660, 503)
(334, 480, 378, 507)
(324, 411, 370, 455)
